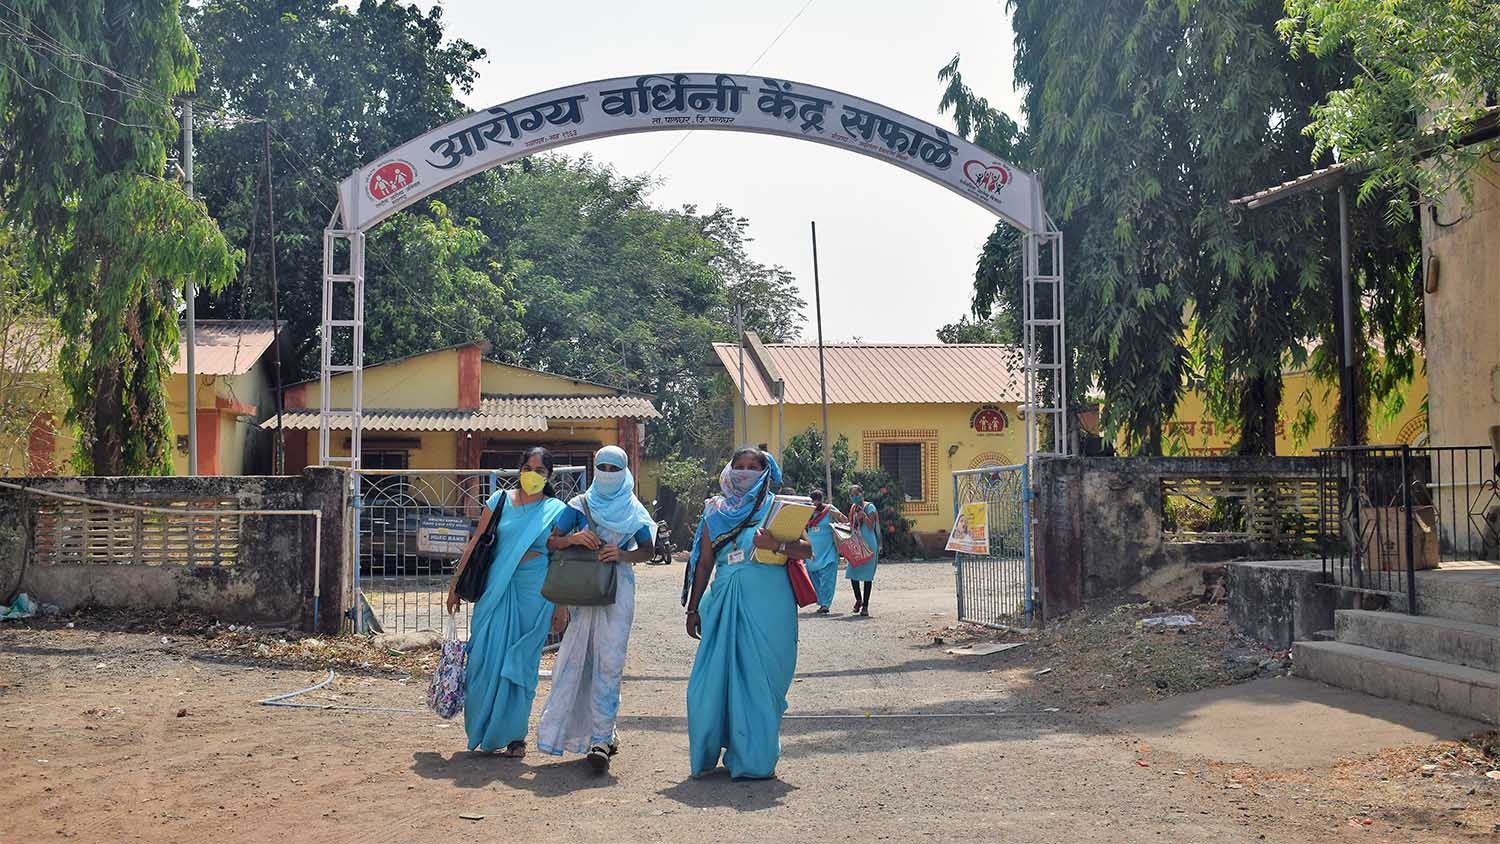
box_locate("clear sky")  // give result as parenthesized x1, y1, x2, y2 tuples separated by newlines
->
(410, 0, 1024, 343)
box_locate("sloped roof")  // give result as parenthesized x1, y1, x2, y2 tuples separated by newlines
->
(171, 320, 282, 376)
(712, 342, 1025, 406)
(267, 394, 660, 432)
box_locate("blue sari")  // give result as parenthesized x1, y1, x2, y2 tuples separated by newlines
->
(845, 501, 880, 582)
(805, 507, 840, 607)
(463, 489, 567, 752)
(687, 495, 798, 779)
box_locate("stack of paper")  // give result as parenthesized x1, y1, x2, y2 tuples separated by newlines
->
(753, 495, 815, 563)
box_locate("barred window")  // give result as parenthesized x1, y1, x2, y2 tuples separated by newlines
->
(878, 443, 923, 501)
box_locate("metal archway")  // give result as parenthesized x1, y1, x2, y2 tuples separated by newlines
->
(320, 72, 1068, 471)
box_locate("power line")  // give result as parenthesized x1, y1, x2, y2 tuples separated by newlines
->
(646, 0, 817, 177)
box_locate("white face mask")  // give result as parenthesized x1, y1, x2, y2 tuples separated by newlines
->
(590, 470, 627, 495)
(720, 467, 762, 499)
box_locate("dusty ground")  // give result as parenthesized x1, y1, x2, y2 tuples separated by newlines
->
(1, 562, 1496, 843)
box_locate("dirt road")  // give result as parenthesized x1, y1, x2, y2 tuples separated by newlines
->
(1, 562, 1495, 843)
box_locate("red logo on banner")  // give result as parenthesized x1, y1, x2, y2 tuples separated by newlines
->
(970, 405, 1008, 434)
(963, 160, 1010, 194)
(368, 161, 417, 201)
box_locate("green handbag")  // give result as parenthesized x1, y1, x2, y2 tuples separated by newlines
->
(542, 501, 618, 606)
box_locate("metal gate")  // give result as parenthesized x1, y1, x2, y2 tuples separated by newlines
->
(951, 463, 1033, 628)
(352, 466, 587, 636)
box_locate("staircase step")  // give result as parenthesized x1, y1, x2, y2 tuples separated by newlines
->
(1293, 641, 1499, 724)
(1336, 609, 1500, 671)
(1411, 564, 1500, 625)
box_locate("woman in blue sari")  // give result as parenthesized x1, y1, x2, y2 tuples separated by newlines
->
(683, 448, 812, 780)
(803, 488, 846, 613)
(445, 447, 568, 757)
(844, 483, 882, 616)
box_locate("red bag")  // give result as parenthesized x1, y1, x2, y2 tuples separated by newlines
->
(786, 557, 819, 607)
(832, 521, 874, 565)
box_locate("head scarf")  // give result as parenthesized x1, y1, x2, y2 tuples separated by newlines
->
(683, 450, 781, 604)
(577, 445, 654, 545)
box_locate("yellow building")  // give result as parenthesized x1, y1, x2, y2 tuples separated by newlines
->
(713, 335, 1026, 545)
(274, 341, 661, 498)
(3, 320, 286, 476)
(1166, 368, 1429, 455)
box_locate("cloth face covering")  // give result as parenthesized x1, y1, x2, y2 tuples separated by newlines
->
(519, 470, 547, 495)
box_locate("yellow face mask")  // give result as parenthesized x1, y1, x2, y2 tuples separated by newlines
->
(518, 470, 547, 495)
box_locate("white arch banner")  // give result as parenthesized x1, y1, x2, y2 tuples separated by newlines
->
(336, 72, 1038, 234)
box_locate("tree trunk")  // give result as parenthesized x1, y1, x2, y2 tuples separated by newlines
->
(88, 305, 128, 475)
(1234, 372, 1282, 456)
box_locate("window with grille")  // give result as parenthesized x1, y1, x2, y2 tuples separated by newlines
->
(364, 450, 410, 502)
(878, 443, 924, 501)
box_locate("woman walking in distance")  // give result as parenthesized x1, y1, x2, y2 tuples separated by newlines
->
(845, 483, 881, 616)
(803, 488, 845, 613)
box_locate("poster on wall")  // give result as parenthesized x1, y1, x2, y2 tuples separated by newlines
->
(945, 501, 990, 555)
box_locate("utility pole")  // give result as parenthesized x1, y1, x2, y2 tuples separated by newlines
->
(183, 99, 198, 475)
(265, 124, 286, 473)
(735, 302, 748, 443)
(811, 222, 832, 498)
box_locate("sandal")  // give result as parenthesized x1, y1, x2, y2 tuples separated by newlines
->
(816, 606, 830, 614)
(495, 740, 527, 758)
(587, 742, 618, 772)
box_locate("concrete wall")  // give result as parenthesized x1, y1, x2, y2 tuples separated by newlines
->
(736, 400, 1026, 533)
(0, 468, 346, 633)
(1422, 157, 1500, 449)
(1033, 456, 1325, 619)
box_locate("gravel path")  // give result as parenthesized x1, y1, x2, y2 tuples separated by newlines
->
(1, 561, 1492, 842)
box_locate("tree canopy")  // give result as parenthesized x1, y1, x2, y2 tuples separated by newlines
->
(0, 0, 241, 474)
(939, 0, 1422, 454)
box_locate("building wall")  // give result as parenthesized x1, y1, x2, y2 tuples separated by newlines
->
(1422, 157, 1500, 448)
(480, 363, 619, 396)
(1166, 368, 1429, 455)
(736, 400, 1026, 532)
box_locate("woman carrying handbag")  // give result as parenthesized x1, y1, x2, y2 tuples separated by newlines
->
(445, 447, 567, 758)
(537, 446, 656, 773)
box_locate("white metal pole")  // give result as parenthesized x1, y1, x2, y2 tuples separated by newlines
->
(811, 222, 832, 498)
(183, 99, 198, 475)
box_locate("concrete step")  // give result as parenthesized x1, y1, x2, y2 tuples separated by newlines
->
(1335, 609, 1500, 671)
(1310, 628, 1336, 642)
(1293, 640, 1499, 724)
(1408, 564, 1500, 626)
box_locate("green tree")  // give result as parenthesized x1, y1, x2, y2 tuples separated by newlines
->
(936, 314, 1016, 344)
(779, 426, 856, 497)
(940, 0, 1421, 454)
(362, 201, 524, 361)
(0, 0, 240, 474)
(185, 0, 484, 368)
(1280, 0, 1500, 222)
(0, 218, 61, 470)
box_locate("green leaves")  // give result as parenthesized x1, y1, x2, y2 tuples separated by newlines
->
(0, 0, 241, 474)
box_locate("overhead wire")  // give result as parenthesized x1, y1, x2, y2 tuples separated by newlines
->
(645, 0, 818, 178)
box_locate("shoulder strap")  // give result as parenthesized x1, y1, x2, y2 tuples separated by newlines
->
(709, 485, 769, 557)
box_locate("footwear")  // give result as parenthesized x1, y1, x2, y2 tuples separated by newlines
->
(852, 601, 863, 614)
(816, 606, 830, 614)
(860, 604, 870, 617)
(587, 742, 618, 772)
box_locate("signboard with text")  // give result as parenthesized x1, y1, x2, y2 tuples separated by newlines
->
(416, 515, 473, 558)
(339, 73, 1037, 234)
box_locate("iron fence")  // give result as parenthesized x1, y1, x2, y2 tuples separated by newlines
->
(951, 463, 1032, 627)
(1317, 444, 1498, 612)
(354, 466, 588, 638)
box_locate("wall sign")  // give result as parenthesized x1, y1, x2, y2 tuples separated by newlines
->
(970, 405, 1009, 435)
(339, 73, 1036, 234)
(416, 515, 472, 558)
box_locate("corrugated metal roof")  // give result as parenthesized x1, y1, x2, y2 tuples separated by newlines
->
(172, 320, 282, 376)
(712, 343, 1025, 406)
(267, 394, 660, 431)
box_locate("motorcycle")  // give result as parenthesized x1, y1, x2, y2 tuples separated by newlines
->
(648, 500, 674, 565)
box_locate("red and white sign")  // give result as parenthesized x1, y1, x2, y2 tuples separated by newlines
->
(970, 405, 1009, 435)
(367, 160, 417, 201)
(963, 160, 1011, 195)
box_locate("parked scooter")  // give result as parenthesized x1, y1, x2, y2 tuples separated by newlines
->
(648, 500, 673, 565)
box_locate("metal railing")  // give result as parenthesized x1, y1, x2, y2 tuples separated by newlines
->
(355, 466, 587, 638)
(1317, 444, 1498, 613)
(951, 463, 1032, 627)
